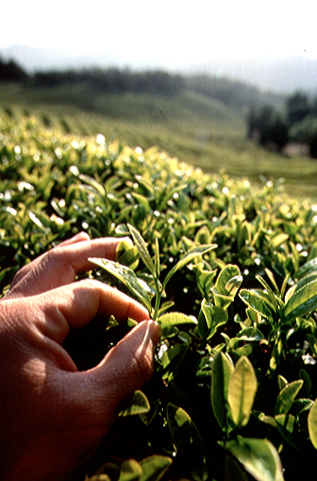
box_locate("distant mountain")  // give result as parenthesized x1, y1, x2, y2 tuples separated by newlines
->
(0, 44, 119, 74)
(200, 56, 317, 95)
(1, 44, 317, 94)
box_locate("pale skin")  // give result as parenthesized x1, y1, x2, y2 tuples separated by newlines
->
(0, 232, 161, 481)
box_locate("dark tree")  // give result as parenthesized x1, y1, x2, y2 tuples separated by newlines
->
(0, 58, 28, 82)
(286, 91, 310, 126)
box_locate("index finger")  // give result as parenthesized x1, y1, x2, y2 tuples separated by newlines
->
(7, 236, 127, 299)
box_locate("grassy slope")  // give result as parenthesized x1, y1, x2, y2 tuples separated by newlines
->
(1, 82, 317, 200)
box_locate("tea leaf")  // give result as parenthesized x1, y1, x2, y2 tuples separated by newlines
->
(256, 275, 284, 312)
(161, 343, 188, 382)
(296, 256, 317, 280)
(274, 380, 303, 415)
(224, 436, 285, 481)
(167, 403, 205, 474)
(228, 356, 258, 428)
(139, 455, 172, 481)
(79, 173, 106, 197)
(118, 459, 142, 481)
(275, 414, 297, 448)
(162, 244, 216, 289)
(214, 264, 242, 296)
(198, 299, 228, 340)
(211, 352, 234, 432)
(269, 233, 289, 249)
(239, 289, 275, 320)
(127, 223, 156, 277)
(157, 312, 197, 330)
(119, 391, 150, 417)
(284, 277, 317, 321)
(89, 257, 152, 312)
(308, 401, 317, 449)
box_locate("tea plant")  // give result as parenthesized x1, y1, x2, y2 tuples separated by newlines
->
(2, 113, 317, 480)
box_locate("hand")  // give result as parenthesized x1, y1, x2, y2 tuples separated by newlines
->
(0, 233, 161, 481)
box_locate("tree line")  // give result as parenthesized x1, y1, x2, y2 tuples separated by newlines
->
(0, 57, 269, 112)
(0, 58, 28, 82)
(247, 92, 317, 158)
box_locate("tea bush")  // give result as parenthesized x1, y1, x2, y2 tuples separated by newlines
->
(2, 114, 317, 480)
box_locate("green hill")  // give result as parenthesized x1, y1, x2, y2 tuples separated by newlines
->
(1, 80, 317, 200)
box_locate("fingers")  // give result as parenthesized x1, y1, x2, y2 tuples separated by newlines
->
(8, 234, 129, 298)
(33, 279, 150, 345)
(10, 232, 90, 291)
(69, 320, 161, 432)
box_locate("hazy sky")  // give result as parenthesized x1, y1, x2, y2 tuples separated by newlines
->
(1, 0, 315, 70)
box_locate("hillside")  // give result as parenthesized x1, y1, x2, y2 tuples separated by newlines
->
(1, 80, 317, 200)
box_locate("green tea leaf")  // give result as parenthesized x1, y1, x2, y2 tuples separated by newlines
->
(284, 277, 317, 321)
(162, 244, 216, 289)
(308, 401, 317, 449)
(296, 256, 317, 279)
(274, 380, 303, 415)
(211, 352, 234, 432)
(161, 343, 188, 382)
(239, 289, 275, 321)
(228, 356, 258, 428)
(79, 173, 106, 197)
(118, 459, 142, 481)
(274, 414, 297, 448)
(198, 299, 228, 340)
(224, 436, 285, 481)
(89, 257, 152, 312)
(157, 312, 197, 330)
(139, 455, 172, 481)
(235, 328, 265, 342)
(167, 403, 206, 479)
(127, 223, 156, 277)
(256, 275, 284, 312)
(269, 233, 289, 249)
(119, 390, 150, 417)
(214, 264, 242, 296)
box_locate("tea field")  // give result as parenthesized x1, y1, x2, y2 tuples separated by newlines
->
(1, 82, 317, 200)
(2, 112, 317, 480)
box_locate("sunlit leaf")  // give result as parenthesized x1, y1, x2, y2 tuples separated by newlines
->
(198, 298, 228, 340)
(127, 223, 156, 276)
(214, 264, 242, 296)
(139, 455, 172, 481)
(157, 312, 197, 330)
(224, 436, 285, 481)
(228, 356, 258, 428)
(118, 459, 142, 481)
(239, 289, 275, 320)
(308, 401, 317, 449)
(284, 277, 317, 320)
(274, 380, 303, 415)
(119, 391, 150, 417)
(269, 233, 289, 249)
(89, 257, 152, 312)
(161, 343, 188, 382)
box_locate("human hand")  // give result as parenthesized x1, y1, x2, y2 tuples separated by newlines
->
(0, 232, 161, 481)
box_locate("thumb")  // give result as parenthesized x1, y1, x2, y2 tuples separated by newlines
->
(87, 320, 161, 420)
